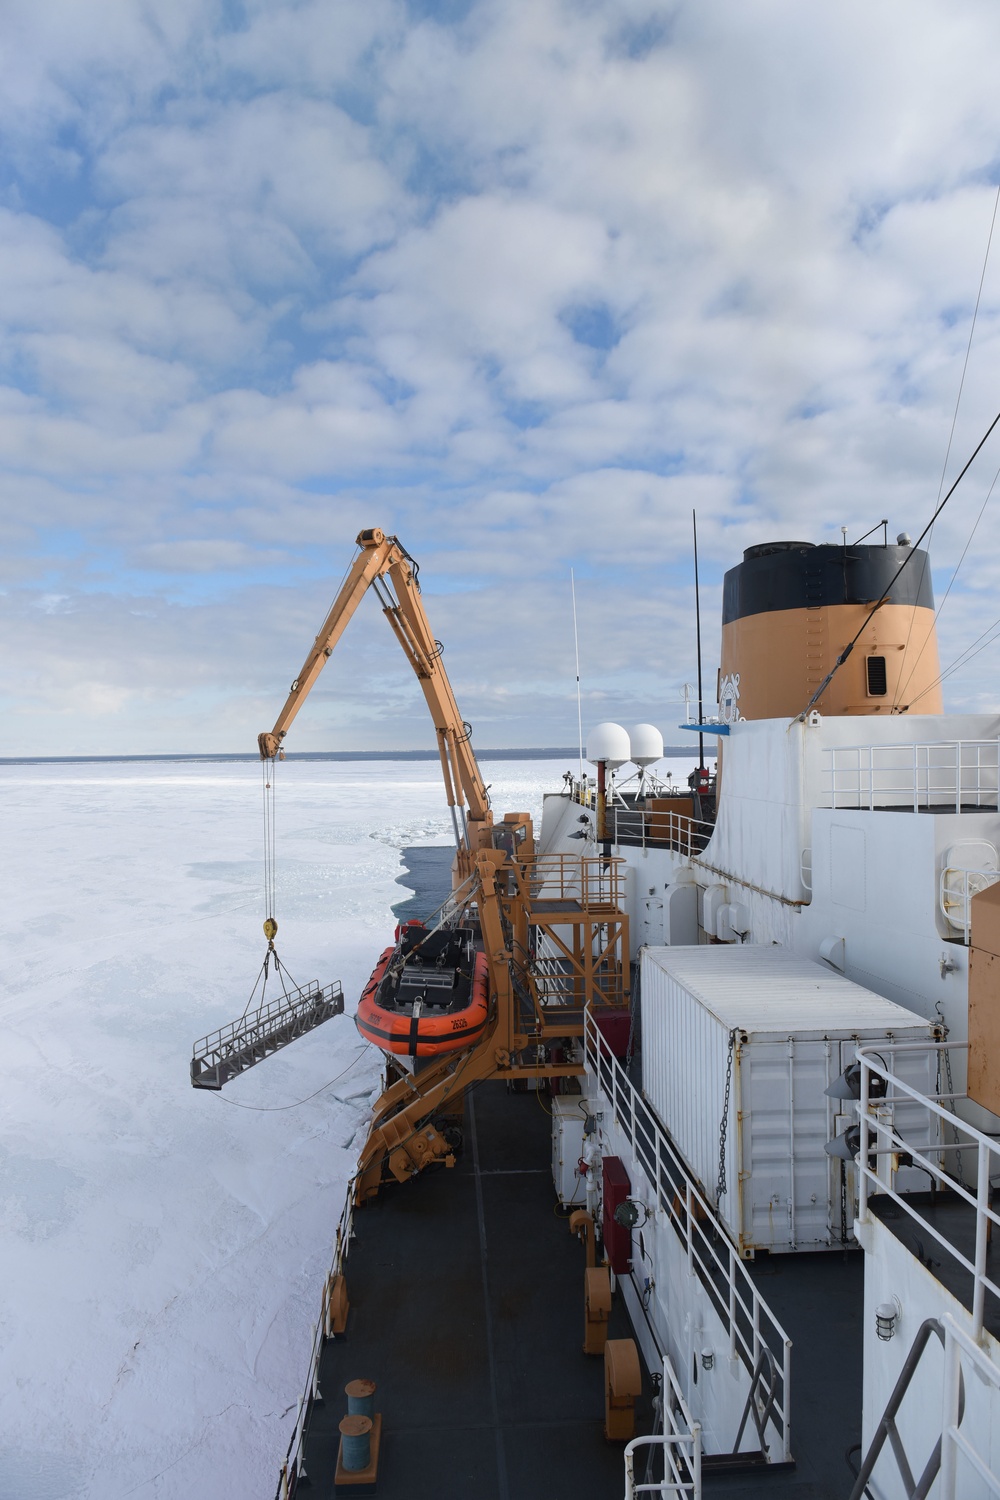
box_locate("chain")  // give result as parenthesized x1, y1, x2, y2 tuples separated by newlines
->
(716, 1030, 736, 1201)
(935, 1002, 965, 1188)
(944, 1033, 965, 1188)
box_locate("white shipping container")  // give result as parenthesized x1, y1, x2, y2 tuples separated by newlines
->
(640, 946, 940, 1255)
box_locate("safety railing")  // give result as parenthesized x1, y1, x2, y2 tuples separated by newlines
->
(531, 948, 578, 1004)
(849, 1312, 1000, 1500)
(276, 1184, 355, 1500)
(567, 783, 714, 855)
(939, 864, 1000, 941)
(604, 805, 714, 856)
(625, 1354, 702, 1498)
(522, 852, 627, 907)
(824, 739, 1000, 812)
(939, 1313, 1000, 1498)
(191, 980, 344, 1089)
(856, 1041, 1000, 1340)
(584, 1012, 793, 1464)
(531, 935, 627, 1011)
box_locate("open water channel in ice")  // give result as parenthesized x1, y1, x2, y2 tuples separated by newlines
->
(0, 756, 575, 1500)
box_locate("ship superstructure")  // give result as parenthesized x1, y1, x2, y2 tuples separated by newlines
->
(193, 527, 1000, 1499)
(527, 537, 1000, 1498)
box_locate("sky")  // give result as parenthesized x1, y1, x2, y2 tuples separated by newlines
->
(6, 0, 1000, 755)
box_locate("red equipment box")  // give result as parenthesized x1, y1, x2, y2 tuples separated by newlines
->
(602, 1155, 632, 1274)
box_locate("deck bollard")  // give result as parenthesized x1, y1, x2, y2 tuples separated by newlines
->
(345, 1378, 377, 1419)
(338, 1414, 373, 1472)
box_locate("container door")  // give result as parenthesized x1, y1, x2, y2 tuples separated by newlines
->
(744, 1038, 835, 1252)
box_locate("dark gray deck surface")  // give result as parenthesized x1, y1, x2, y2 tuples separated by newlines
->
(728, 1252, 865, 1497)
(293, 1081, 866, 1499)
(291, 845, 868, 1498)
(298, 1081, 651, 1498)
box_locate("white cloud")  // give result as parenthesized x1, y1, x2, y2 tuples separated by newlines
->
(4, 0, 1000, 755)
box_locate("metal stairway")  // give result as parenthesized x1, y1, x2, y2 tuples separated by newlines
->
(190, 980, 344, 1089)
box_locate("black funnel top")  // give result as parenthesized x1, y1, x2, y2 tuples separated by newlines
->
(722, 542, 933, 624)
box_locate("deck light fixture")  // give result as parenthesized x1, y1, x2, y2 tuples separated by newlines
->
(875, 1298, 901, 1341)
(701, 1348, 715, 1371)
(613, 1199, 648, 1230)
(824, 1124, 862, 1161)
(826, 1062, 887, 1101)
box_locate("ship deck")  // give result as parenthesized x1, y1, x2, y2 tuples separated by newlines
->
(298, 1080, 653, 1498)
(294, 1082, 866, 1500)
(290, 847, 868, 1499)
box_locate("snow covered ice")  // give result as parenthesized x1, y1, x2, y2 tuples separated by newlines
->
(0, 756, 561, 1500)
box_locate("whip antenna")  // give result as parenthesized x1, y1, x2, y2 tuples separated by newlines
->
(693, 510, 705, 772)
(571, 568, 584, 780)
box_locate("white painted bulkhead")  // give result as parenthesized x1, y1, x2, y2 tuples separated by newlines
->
(542, 708, 1000, 1485)
(582, 1071, 790, 1462)
(857, 1213, 1000, 1499)
(541, 714, 1000, 1115)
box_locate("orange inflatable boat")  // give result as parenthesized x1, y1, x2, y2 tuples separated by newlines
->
(355, 922, 490, 1058)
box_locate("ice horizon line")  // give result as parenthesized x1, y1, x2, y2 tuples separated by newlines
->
(2, 745, 698, 767)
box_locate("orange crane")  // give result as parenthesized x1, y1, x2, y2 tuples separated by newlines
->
(192, 527, 630, 1201)
(258, 527, 495, 877)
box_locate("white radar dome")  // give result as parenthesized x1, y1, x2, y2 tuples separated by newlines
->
(629, 723, 664, 768)
(586, 722, 631, 769)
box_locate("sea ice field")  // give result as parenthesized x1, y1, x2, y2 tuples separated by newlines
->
(1, 752, 698, 1499)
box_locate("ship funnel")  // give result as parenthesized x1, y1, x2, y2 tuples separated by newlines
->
(717, 538, 943, 720)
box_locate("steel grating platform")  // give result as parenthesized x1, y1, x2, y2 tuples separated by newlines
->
(191, 980, 344, 1089)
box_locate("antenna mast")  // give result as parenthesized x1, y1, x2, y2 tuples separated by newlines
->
(693, 510, 705, 771)
(571, 569, 584, 780)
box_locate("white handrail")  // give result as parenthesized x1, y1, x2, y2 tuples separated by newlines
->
(624, 1356, 702, 1498)
(856, 1041, 1000, 1341)
(938, 1315, 1000, 1498)
(824, 738, 1000, 812)
(276, 1183, 355, 1495)
(584, 1012, 793, 1464)
(940, 865, 1000, 941)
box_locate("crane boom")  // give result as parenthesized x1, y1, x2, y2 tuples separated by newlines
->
(258, 528, 492, 856)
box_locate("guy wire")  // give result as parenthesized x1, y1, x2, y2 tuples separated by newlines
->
(795, 400, 1000, 719)
(895, 180, 1000, 707)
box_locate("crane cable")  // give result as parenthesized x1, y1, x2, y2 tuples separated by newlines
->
(244, 752, 298, 1019)
(262, 753, 278, 931)
(794, 401, 1000, 719)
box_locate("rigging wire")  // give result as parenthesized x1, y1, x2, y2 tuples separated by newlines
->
(212, 1044, 375, 1112)
(795, 400, 1000, 718)
(895, 458, 1000, 708)
(251, 751, 302, 1011)
(894, 180, 1000, 707)
(262, 752, 278, 927)
(907, 605, 1000, 710)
